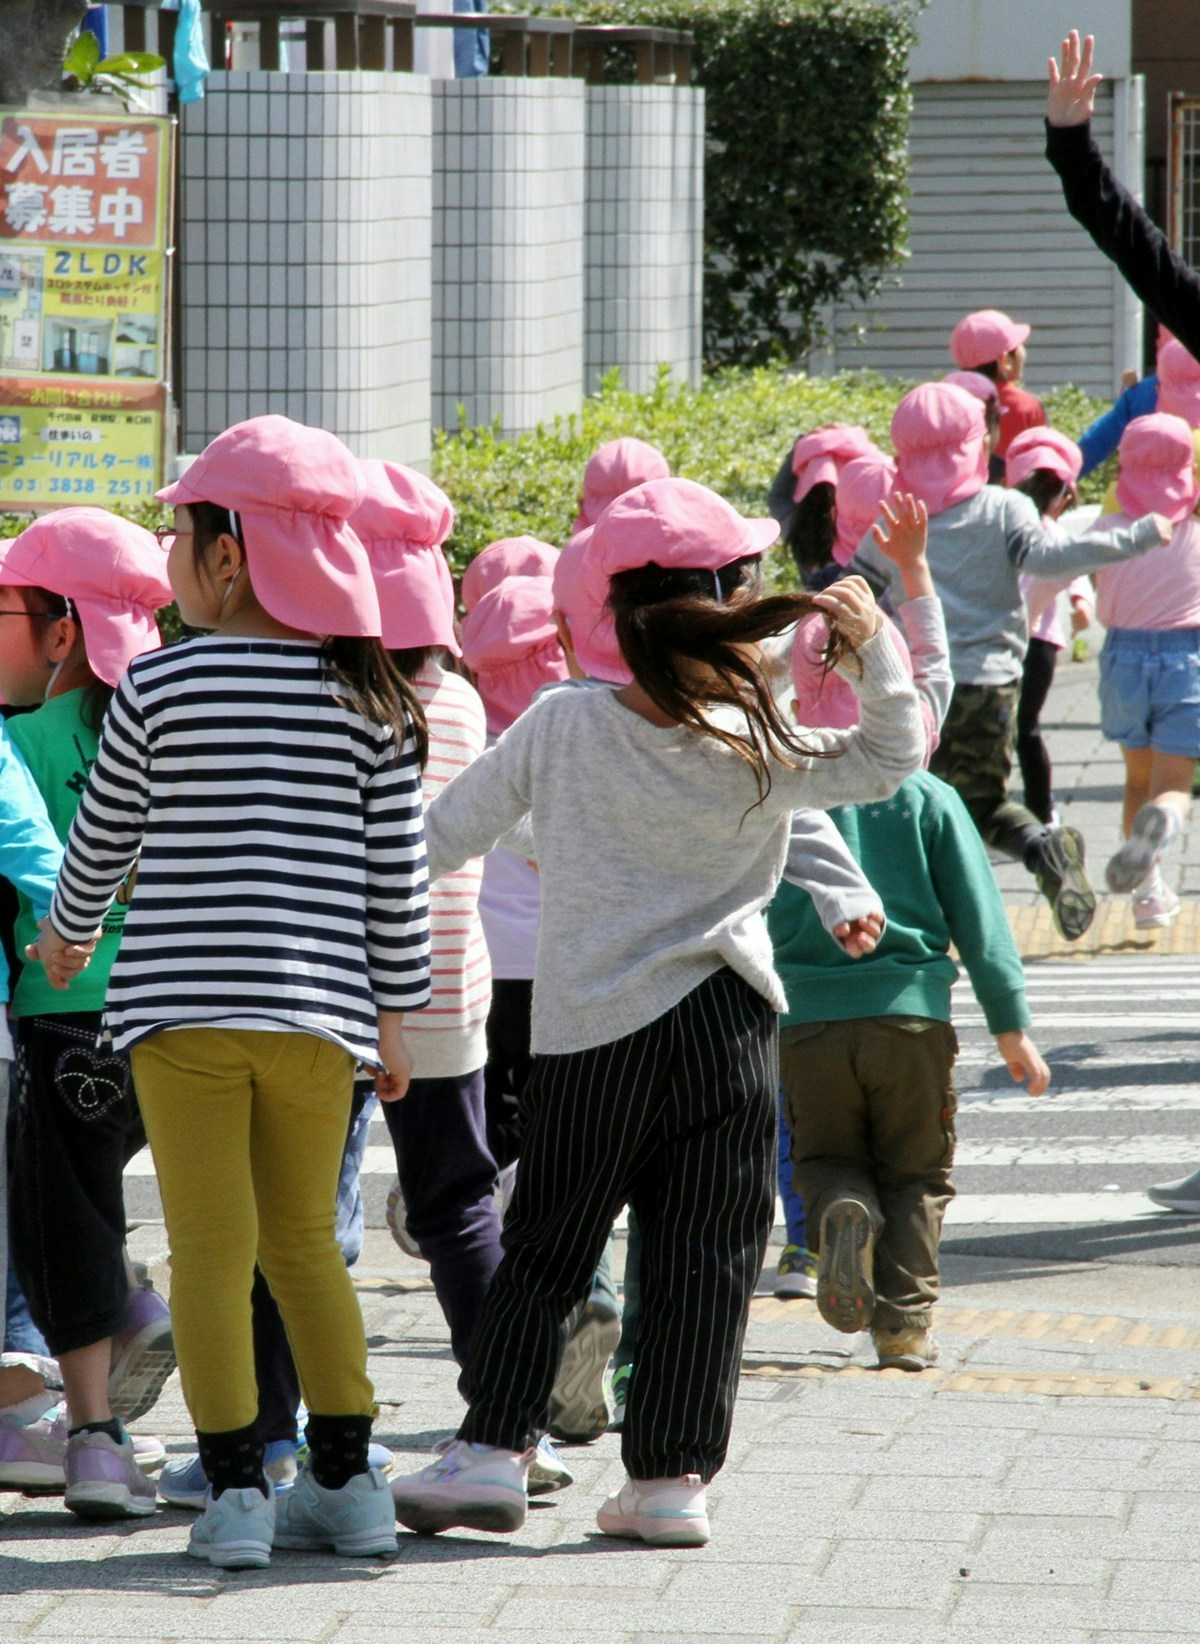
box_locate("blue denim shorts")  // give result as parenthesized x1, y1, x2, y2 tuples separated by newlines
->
(1099, 627, 1200, 757)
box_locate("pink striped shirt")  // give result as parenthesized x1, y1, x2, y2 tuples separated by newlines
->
(405, 662, 492, 1079)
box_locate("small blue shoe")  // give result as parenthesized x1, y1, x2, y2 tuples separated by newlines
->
(264, 1439, 299, 1494)
(187, 1483, 275, 1569)
(158, 1452, 209, 1511)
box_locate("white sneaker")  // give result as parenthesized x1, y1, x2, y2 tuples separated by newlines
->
(390, 1439, 532, 1535)
(596, 1473, 711, 1547)
(1106, 800, 1180, 894)
(187, 1483, 275, 1569)
(274, 1466, 397, 1557)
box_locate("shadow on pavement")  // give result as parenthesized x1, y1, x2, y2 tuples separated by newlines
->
(942, 1214, 1200, 1266)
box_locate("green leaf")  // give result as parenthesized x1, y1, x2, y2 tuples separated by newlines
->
(63, 29, 102, 81)
(96, 53, 167, 77)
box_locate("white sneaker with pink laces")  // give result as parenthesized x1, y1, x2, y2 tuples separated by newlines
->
(596, 1473, 711, 1547)
(1133, 870, 1181, 929)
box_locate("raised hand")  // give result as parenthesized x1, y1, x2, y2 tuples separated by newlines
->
(810, 575, 883, 651)
(871, 492, 933, 600)
(1047, 30, 1102, 128)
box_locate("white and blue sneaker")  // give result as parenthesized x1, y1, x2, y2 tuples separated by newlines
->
(596, 1473, 710, 1547)
(390, 1439, 533, 1535)
(273, 1465, 397, 1557)
(527, 1433, 573, 1497)
(158, 1451, 209, 1510)
(187, 1482, 275, 1569)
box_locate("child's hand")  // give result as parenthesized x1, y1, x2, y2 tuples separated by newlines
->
(995, 1030, 1050, 1096)
(1069, 597, 1093, 635)
(25, 917, 97, 991)
(831, 910, 885, 958)
(1150, 513, 1174, 545)
(871, 493, 933, 600)
(1047, 30, 1102, 127)
(375, 1011, 413, 1102)
(810, 576, 882, 650)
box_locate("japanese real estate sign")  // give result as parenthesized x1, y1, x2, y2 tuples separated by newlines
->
(0, 110, 173, 509)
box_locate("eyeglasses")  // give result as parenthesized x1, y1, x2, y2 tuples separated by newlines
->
(154, 525, 176, 548)
(0, 610, 60, 621)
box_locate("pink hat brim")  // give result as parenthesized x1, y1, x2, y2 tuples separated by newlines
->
(0, 537, 163, 686)
(792, 454, 839, 505)
(372, 546, 460, 655)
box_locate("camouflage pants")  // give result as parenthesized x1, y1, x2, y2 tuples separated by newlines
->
(929, 682, 1046, 863)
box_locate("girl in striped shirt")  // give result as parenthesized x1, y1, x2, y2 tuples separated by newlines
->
(31, 417, 431, 1571)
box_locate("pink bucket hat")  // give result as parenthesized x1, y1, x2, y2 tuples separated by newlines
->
(949, 309, 1031, 371)
(461, 536, 559, 614)
(892, 383, 990, 518)
(1116, 413, 1200, 524)
(1156, 339, 1200, 428)
(590, 477, 779, 580)
(790, 425, 876, 505)
(460, 574, 569, 735)
(943, 370, 1000, 406)
(352, 460, 458, 653)
(833, 452, 897, 567)
(572, 437, 671, 534)
(551, 527, 632, 686)
(1005, 427, 1083, 492)
(0, 508, 171, 686)
(157, 415, 379, 638)
(791, 607, 936, 762)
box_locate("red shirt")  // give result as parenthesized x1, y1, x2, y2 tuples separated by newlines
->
(995, 380, 1046, 456)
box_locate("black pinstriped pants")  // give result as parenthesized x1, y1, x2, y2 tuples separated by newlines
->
(457, 967, 777, 1482)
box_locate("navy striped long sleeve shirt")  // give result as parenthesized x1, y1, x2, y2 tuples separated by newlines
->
(50, 637, 431, 1063)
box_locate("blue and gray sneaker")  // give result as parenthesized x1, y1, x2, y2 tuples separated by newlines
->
(158, 1451, 208, 1511)
(527, 1433, 573, 1497)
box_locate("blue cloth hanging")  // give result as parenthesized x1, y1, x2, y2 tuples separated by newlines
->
(172, 0, 210, 104)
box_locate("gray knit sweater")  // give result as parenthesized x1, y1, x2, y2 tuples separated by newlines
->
(424, 629, 923, 1054)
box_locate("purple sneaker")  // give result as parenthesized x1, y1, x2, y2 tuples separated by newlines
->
(0, 1405, 68, 1492)
(65, 1431, 158, 1519)
(108, 1283, 176, 1423)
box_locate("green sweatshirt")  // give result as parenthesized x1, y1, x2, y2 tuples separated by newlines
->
(9, 690, 126, 1018)
(767, 770, 1030, 1036)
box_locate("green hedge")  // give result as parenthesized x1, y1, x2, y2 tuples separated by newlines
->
(432, 368, 1112, 586)
(552, 0, 915, 367)
(0, 369, 1113, 602)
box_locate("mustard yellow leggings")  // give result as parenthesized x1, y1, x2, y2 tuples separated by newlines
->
(131, 1027, 374, 1434)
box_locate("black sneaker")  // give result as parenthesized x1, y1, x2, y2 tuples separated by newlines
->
(1031, 823, 1096, 941)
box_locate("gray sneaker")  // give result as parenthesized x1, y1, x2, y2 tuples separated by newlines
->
(1106, 800, 1179, 894)
(1147, 1167, 1200, 1214)
(274, 1466, 397, 1557)
(64, 1431, 158, 1520)
(1032, 823, 1096, 942)
(817, 1199, 876, 1334)
(187, 1484, 275, 1569)
(548, 1297, 621, 1442)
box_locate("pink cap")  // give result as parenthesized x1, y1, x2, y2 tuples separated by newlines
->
(1005, 426, 1083, 492)
(461, 536, 559, 614)
(1116, 413, 1200, 524)
(459, 574, 569, 735)
(551, 527, 633, 686)
(942, 370, 1000, 405)
(158, 415, 379, 637)
(891, 383, 990, 518)
(790, 424, 876, 505)
(0, 508, 171, 687)
(352, 460, 458, 654)
(949, 309, 1031, 371)
(833, 452, 898, 567)
(590, 477, 779, 579)
(572, 438, 671, 533)
(791, 608, 936, 762)
(1156, 339, 1200, 428)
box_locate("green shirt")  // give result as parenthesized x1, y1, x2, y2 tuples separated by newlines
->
(767, 770, 1030, 1037)
(10, 690, 126, 1018)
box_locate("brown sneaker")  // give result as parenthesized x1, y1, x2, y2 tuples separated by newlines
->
(816, 1199, 876, 1333)
(873, 1325, 939, 1370)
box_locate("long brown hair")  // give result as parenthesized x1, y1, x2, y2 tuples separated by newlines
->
(608, 555, 855, 805)
(190, 501, 428, 764)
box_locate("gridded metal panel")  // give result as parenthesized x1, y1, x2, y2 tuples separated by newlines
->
(1168, 92, 1200, 265)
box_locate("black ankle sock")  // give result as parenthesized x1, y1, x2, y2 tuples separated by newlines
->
(68, 1418, 124, 1444)
(305, 1413, 372, 1490)
(197, 1422, 266, 1499)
